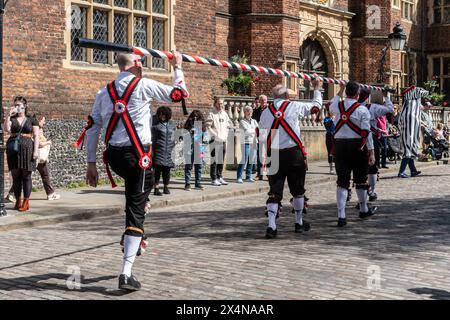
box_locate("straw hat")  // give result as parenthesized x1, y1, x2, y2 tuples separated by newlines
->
(370, 90, 384, 105)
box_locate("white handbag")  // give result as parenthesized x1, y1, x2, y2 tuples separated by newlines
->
(38, 144, 50, 164)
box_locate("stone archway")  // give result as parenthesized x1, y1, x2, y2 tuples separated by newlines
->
(299, 29, 341, 98)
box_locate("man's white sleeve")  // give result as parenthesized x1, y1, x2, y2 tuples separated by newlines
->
(297, 90, 323, 117)
(86, 90, 104, 163)
(143, 69, 189, 103)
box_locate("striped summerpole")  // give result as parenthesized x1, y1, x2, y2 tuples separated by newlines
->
(75, 38, 385, 92)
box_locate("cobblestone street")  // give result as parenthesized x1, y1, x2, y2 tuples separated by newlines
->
(1, 165, 450, 300)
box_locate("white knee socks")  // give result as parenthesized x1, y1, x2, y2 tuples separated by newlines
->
(121, 235, 141, 277)
(356, 189, 369, 213)
(337, 187, 348, 219)
(267, 203, 278, 230)
(368, 174, 377, 195)
(292, 197, 304, 225)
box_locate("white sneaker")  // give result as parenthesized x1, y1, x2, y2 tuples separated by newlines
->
(236, 178, 243, 184)
(6, 193, 15, 203)
(212, 179, 221, 186)
(47, 193, 61, 201)
(219, 178, 228, 185)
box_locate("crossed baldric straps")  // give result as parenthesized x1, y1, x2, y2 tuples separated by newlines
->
(266, 101, 319, 157)
(334, 100, 369, 147)
(105, 76, 152, 188)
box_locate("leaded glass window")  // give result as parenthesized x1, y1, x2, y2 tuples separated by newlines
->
(93, 10, 108, 64)
(152, 18, 165, 69)
(71, 6, 87, 62)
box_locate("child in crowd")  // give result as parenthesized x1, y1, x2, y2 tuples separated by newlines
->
(183, 110, 208, 191)
(152, 107, 177, 196)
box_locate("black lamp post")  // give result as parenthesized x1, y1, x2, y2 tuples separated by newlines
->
(0, 0, 7, 217)
(378, 22, 415, 87)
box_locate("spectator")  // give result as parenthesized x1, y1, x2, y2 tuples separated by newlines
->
(237, 106, 259, 183)
(183, 110, 208, 191)
(36, 116, 61, 200)
(323, 106, 335, 174)
(4, 96, 39, 212)
(434, 123, 445, 140)
(152, 106, 176, 196)
(376, 114, 389, 168)
(252, 95, 268, 180)
(207, 97, 234, 186)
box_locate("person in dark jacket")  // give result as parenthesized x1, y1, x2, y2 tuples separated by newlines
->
(152, 106, 176, 196)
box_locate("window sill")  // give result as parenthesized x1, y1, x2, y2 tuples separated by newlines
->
(62, 59, 172, 77)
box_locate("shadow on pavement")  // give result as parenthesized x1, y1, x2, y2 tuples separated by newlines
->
(0, 273, 129, 296)
(408, 287, 450, 300)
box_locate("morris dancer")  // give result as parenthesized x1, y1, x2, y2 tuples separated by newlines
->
(259, 79, 323, 239)
(364, 90, 394, 201)
(85, 52, 188, 291)
(330, 82, 377, 228)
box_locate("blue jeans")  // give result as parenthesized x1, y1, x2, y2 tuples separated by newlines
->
(237, 144, 256, 180)
(185, 164, 202, 186)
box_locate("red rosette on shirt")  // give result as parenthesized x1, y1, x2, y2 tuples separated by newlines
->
(170, 87, 188, 116)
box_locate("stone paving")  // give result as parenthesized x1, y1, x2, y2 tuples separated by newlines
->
(0, 164, 450, 300)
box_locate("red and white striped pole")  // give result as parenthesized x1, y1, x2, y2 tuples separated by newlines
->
(75, 38, 384, 92)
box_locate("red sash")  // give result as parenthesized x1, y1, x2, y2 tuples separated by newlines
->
(334, 101, 369, 147)
(105, 77, 152, 188)
(267, 101, 307, 157)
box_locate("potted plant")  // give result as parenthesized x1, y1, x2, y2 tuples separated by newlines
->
(221, 52, 258, 96)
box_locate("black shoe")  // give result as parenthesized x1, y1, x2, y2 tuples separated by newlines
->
(184, 184, 191, 191)
(118, 274, 141, 291)
(295, 221, 311, 233)
(359, 206, 378, 219)
(154, 188, 163, 196)
(265, 227, 277, 239)
(258, 175, 264, 181)
(355, 203, 360, 210)
(411, 171, 422, 177)
(337, 218, 347, 227)
(369, 193, 378, 202)
(382, 165, 389, 169)
(163, 186, 170, 194)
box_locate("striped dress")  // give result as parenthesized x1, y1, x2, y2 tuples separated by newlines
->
(399, 86, 430, 159)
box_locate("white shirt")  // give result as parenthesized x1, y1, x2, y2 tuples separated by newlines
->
(239, 117, 259, 144)
(86, 70, 188, 163)
(259, 90, 323, 150)
(330, 96, 374, 150)
(207, 110, 234, 142)
(366, 95, 394, 129)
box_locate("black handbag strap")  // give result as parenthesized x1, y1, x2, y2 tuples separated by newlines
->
(15, 117, 28, 137)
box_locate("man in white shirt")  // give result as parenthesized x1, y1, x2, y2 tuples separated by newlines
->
(85, 51, 188, 291)
(330, 81, 376, 228)
(207, 97, 234, 186)
(364, 89, 394, 202)
(259, 79, 323, 239)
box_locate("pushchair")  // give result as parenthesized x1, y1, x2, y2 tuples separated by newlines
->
(386, 133, 402, 163)
(423, 130, 449, 160)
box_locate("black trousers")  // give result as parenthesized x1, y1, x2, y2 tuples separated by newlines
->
(11, 168, 32, 199)
(267, 146, 306, 203)
(210, 141, 226, 180)
(326, 133, 334, 164)
(154, 165, 171, 186)
(106, 145, 154, 237)
(334, 139, 369, 190)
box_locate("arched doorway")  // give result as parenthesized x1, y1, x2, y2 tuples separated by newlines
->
(300, 38, 329, 99)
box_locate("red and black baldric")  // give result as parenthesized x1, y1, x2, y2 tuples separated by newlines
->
(73, 115, 94, 149)
(267, 101, 307, 157)
(334, 100, 369, 146)
(105, 76, 152, 188)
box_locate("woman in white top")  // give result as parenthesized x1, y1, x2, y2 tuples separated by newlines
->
(237, 106, 259, 183)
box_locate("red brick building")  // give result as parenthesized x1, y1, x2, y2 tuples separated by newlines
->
(1, 0, 449, 186)
(2, 0, 449, 116)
